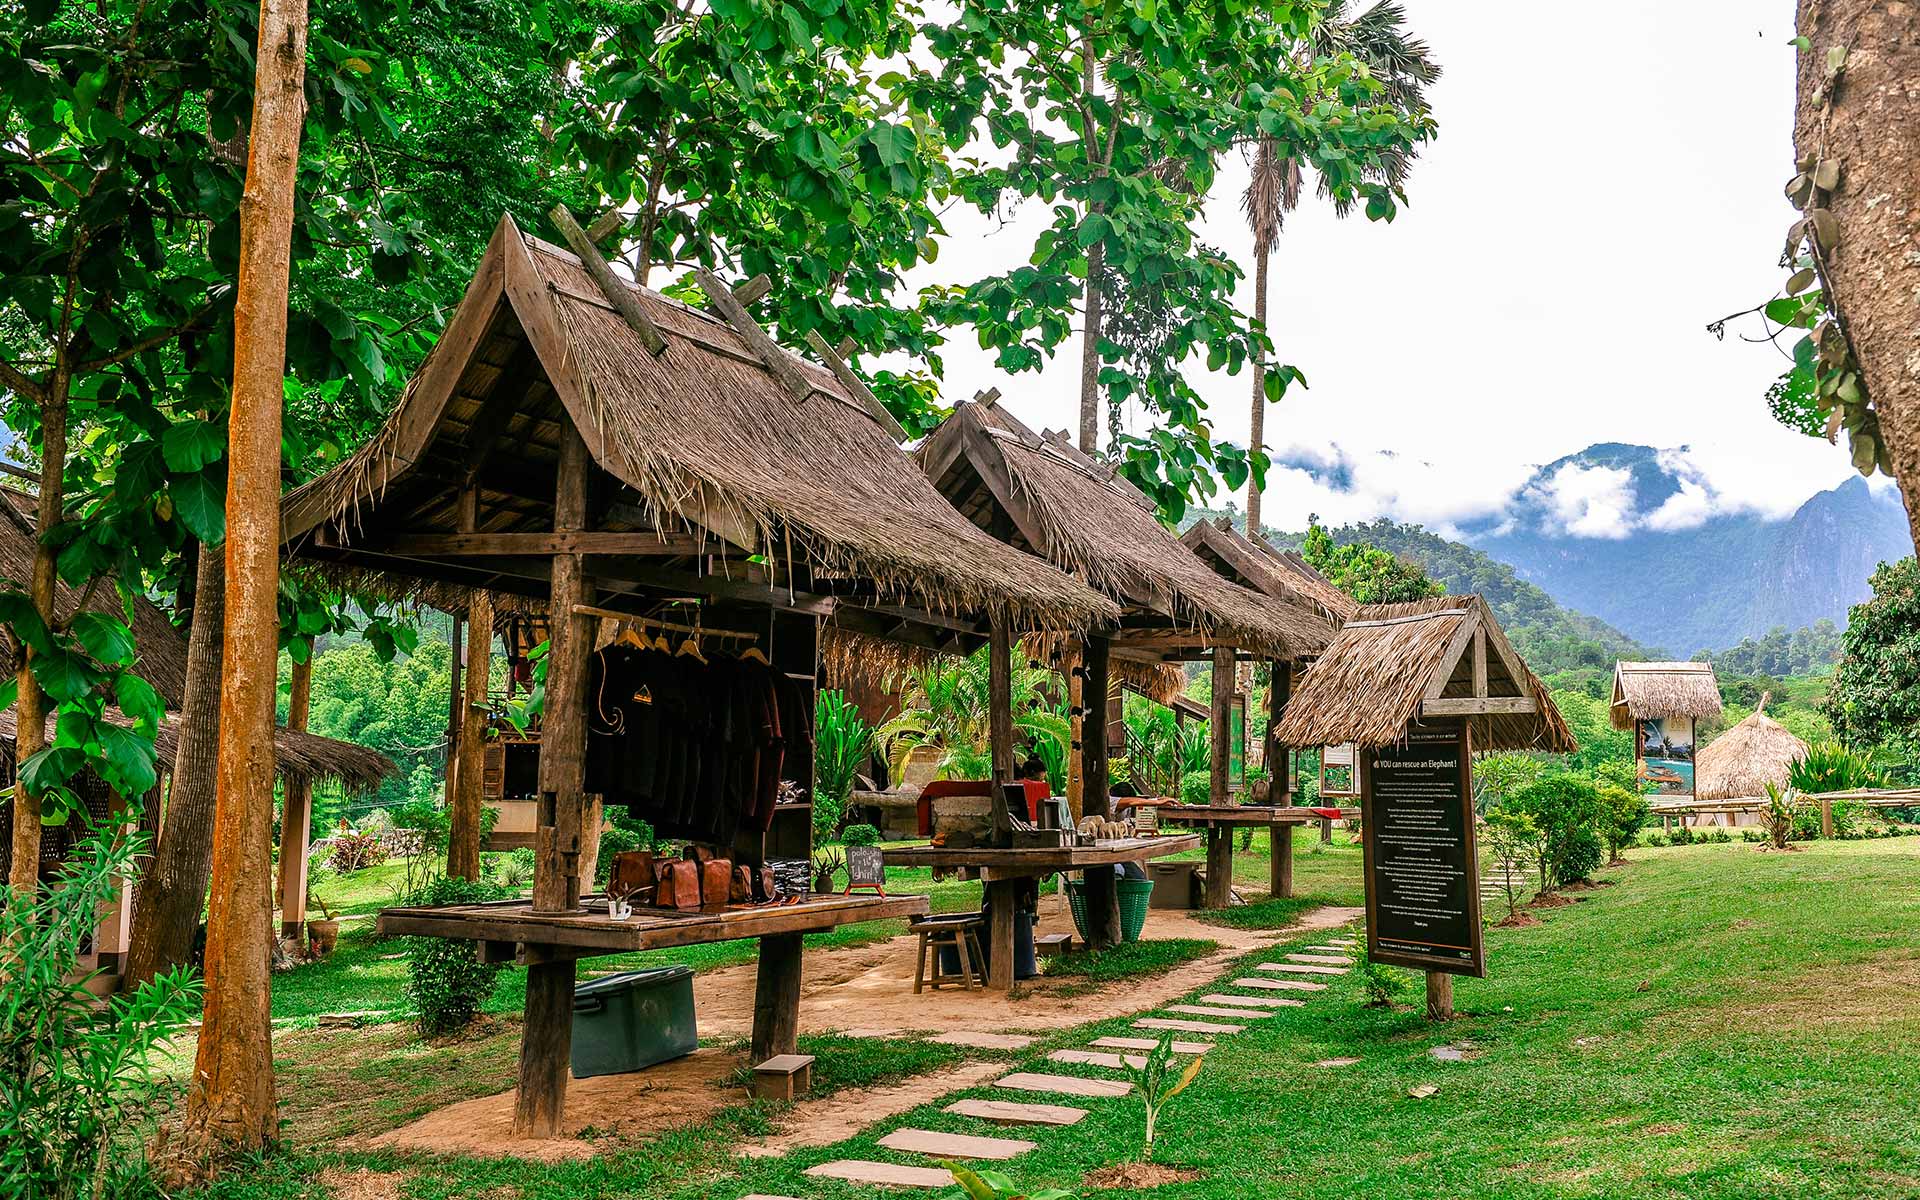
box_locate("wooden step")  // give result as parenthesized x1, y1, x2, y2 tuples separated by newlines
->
(1232, 976, 1327, 992)
(1288, 953, 1351, 965)
(945, 1098, 1088, 1127)
(877, 1128, 1036, 1160)
(1135, 1016, 1244, 1034)
(1199, 992, 1305, 1009)
(1259, 962, 1347, 976)
(994, 1071, 1132, 1098)
(1165, 1003, 1273, 1019)
(929, 1031, 1034, 1050)
(804, 1160, 956, 1188)
(1091, 1036, 1212, 1053)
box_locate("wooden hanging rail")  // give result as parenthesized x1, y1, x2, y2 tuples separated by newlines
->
(569, 603, 759, 641)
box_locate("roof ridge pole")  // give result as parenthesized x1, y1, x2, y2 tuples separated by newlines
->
(548, 205, 668, 356)
(804, 328, 910, 442)
(692, 267, 816, 403)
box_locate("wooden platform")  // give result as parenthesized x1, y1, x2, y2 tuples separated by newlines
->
(879, 835, 1199, 880)
(1153, 804, 1317, 827)
(376, 892, 928, 955)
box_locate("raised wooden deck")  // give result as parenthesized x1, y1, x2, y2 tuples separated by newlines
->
(376, 893, 929, 954)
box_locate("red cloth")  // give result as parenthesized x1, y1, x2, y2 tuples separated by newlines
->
(1308, 806, 1344, 820)
(917, 780, 1045, 836)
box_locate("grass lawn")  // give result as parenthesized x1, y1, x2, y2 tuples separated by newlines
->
(186, 836, 1920, 1199)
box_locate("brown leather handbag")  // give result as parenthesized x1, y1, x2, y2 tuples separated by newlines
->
(700, 858, 733, 908)
(613, 850, 656, 894)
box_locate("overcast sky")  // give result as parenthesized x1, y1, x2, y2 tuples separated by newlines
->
(896, 0, 1882, 537)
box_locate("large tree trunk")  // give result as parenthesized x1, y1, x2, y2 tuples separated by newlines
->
(123, 547, 224, 989)
(1795, 1, 1920, 545)
(448, 590, 491, 881)
(1078, 238, 1106, 454)
(8, 376, 66, 900)
(152, 0, 306, 1180)
(1246, 242, 1271, 537)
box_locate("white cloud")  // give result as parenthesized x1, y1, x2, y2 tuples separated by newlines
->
(1260, 442, 1535, 535)
(1529, 463, 1637, 539)
(1643, 476, 1716, 531)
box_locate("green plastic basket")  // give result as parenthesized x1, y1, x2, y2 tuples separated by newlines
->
(1066, 877, 1156, 943)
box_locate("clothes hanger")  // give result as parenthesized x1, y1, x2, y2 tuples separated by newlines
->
(615, 625, 646, 649)
(739, 644, 770, 664)
(675, 629, 707, 664)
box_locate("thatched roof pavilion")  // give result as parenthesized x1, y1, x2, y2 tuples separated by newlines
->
(1609, 661, 1723, 730)
(1274, 595, 1574, 752)
(914, 398, 1332, 663)
(281, 216, 1116, 647)
(1695, 697, 1808, 801)
(1179, 517, 1356, 626)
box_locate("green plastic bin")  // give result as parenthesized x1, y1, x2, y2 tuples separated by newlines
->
(1066, 877, 1156, 943)
(570, 965, 697, 1078)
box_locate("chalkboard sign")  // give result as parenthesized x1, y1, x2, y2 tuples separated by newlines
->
(844, 844, 887, 896)
(1359, 718, 1484, 977)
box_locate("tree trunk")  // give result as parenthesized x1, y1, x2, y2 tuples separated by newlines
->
(1795, 1, 1920, 545)
(124, 547, 224, 989)
(448, 590, 492, 881)
(1078, 239, 1106, 454)
(8, 375, 67, 900)
(1246, 242, 1271, 536)
(153, 0, 306, 1179)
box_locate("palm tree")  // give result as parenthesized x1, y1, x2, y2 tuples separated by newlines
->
(1243, 1, 1439, 537)
(875, 645, 1067, 785)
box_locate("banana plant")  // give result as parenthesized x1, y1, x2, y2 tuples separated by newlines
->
(1124, 1033, 1205, 1161)
(943, 1161, 1075, 1200)
(876, 644, 1066, 783)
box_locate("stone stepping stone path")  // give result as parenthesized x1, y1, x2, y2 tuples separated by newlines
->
(1199, 993, 1304, 1009)
(805, 1160, 956, 1188)
(1091, 1036, 1212, 1053)
(930, 1031, 1035, 1050)
(1328, 937, 1357, 946)
(878, 1128, 1036, 1160)
(946, 1098, 1088, 1127)
(1165, 1003, 1274, 1019)
(1233, 976, 1327, 991)
(1259, 962, 1347, 976)
(1303, 945, 1350, 954)
(1288, 953, 1351, 965)
(995, 1071, 1133, 1098)
(1050, 1049, 1151, 1070)
(1135, 1016, 1244, 1034)
(1312, 1057, 1361, 1068)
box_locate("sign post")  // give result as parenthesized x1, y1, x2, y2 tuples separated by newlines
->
(1359, 717, 1484, 1014)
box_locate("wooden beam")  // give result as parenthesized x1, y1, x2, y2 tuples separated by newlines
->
(548, 205, 667, 355)
(804, 328, 909, 442)
(379, 531, 704, 557)
(751, 932, 804, 1061)
(735, 273, 772, 305)
(694, 268, 814, 401)
(1471, 628, 1489, 698)
(1425, 614, 1483, 701)
(1421, 695, 1537, 716)
(988, 608, 1015, 847)
(584, 206, 625, 244)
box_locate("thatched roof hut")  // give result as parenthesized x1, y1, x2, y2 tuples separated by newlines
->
(0, 709, 398, 793)
(915, 399, 1333, 662)
(1610, 661, 1723, 730)
(1695, 697, 1808, 801)
(281, 216, 1116, 647)
(0, 488, 189, 706)
(1273, 595, 1575, 752)
(1179, 517, 1357, 626)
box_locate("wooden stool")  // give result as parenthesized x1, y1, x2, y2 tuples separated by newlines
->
(751, 1053, 815, 1100)
(911, 914, 986, 992)
(1035, 932, 1072, 958)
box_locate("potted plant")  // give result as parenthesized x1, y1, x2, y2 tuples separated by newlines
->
(812, 847, 846, 894)
(306, 861, 340, 957)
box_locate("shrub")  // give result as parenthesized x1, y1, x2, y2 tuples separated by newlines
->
(1671, 825, 1695, 845)
(816, 689, 877, 813)
(841, 823, 881, 847)
(2, 827, 201, 1199)
(1759, 781, 1802, 850)
(325, 825, 387, 872)
(389, 796, 450, 857)
(1481, 808, 1538, 920)
(490, 846, 537, 889)
(1789, 740, 1886, 796)
(1179, 770, 1211, 806)
(1501, 772, 1604, 889)
(1597, 783, 1650, 864)
(404, 875, 512, 1035)
(1359, 960, 1411, 1007)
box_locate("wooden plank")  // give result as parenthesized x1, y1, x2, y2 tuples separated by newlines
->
(380, 530, 703, 557)
(1471, 627, 1489, 697)
(548, 204, 667, 355)
(448, 588, 491, 881)
(804, 1161, 955, 1188)
(694, 268, 814, 401)
(804, 328, 910, 441)
(945, 1098, 1087, 1127)
(994, 1072, 1131, 1099)
(877, 1128, 1037, 1161)
(878, 835, 1198, 874)
(1424, 614, 1483, 701)
(1080, 634, 1120, 949)
(1421, 695, 1536, 716)
(751, 932, 804, 1062)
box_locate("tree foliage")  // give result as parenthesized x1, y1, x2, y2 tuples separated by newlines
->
(1299, 517, 1441, 605)
(1825, 557, 1920, 777)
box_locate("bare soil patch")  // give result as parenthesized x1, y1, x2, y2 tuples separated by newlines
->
(1493, 911, 1543, 928)
(1680, 951, 1920, 1031)
(1528, 893, 1576, 909)
(1084, 1162, 1206, 1189)
(316, 1167, 409, 1200)
(736, 1059, 1006, 1157)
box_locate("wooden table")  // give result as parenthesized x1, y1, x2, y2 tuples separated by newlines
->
(881, 835, 1201, 989)
(378, 892, 928, 1062)
(1152, 805, 1325, 907)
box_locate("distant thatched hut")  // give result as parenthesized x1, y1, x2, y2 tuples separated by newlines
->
(1611, 661, 1722, 800)
(1695, 696, 1809, 803)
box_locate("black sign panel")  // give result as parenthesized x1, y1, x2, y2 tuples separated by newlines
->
(1360, 718, 1484, 977)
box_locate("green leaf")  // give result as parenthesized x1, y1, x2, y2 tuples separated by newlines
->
(1076, 212, 1113, 248)
(161, 419, 227, 473)
(97, 721, 159, 796)
(34, 649, 96, 705)
(70, 612, 137, 666)
(168, 470, 227, 543)
(1785, 268, 1817, 295)
(869, 122, 917, 167)
(116, 672, 162, 727)
(1764, 296, 1804, 326)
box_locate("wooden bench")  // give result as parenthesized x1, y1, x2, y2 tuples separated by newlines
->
(751, 1053, 815, 1101)
(1034, 932, 1072, 957)
(910, 913, 986, 992)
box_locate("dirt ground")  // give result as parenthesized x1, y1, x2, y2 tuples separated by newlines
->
(360, 898, 1362, 1159)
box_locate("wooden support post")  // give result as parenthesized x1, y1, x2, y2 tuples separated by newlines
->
(1320, 816, 1333, 845)
(1063, 638, 1084, 823)
(1210, 646, 1233, 804)
(988, 608, 1015, 846)
(449, 589, 492, 881)
(985, 877, 1018, 991)
(533, 426, 594, 914)
(277, 654, 313, 938)
(1205, 825, 1232, 909)
(1268, 660, 1291, 798)
(751, 932, 805, 1062)
(1270, 821, 1293, 899)
(513, 958, 577, 1137)
(445, 610, 463, 822)
(1821, 796, 1834, 839)
(1426, 970, 1454, 1022)
(1080, 635, 1120, 949)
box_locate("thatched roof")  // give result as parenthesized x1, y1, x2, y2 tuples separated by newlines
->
(1179, 517, 1354, 628)
(1695, 697, 1808, 801)
(281, 216, 1116, 643)
(821, 626, 1184, 705)
(916, 400, 1331, 660)
(0, 709, 398, 792)
(0, 487, 189, 706)
(1273, 595, 1575, 752)
(1610, 661, 1723, 729)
